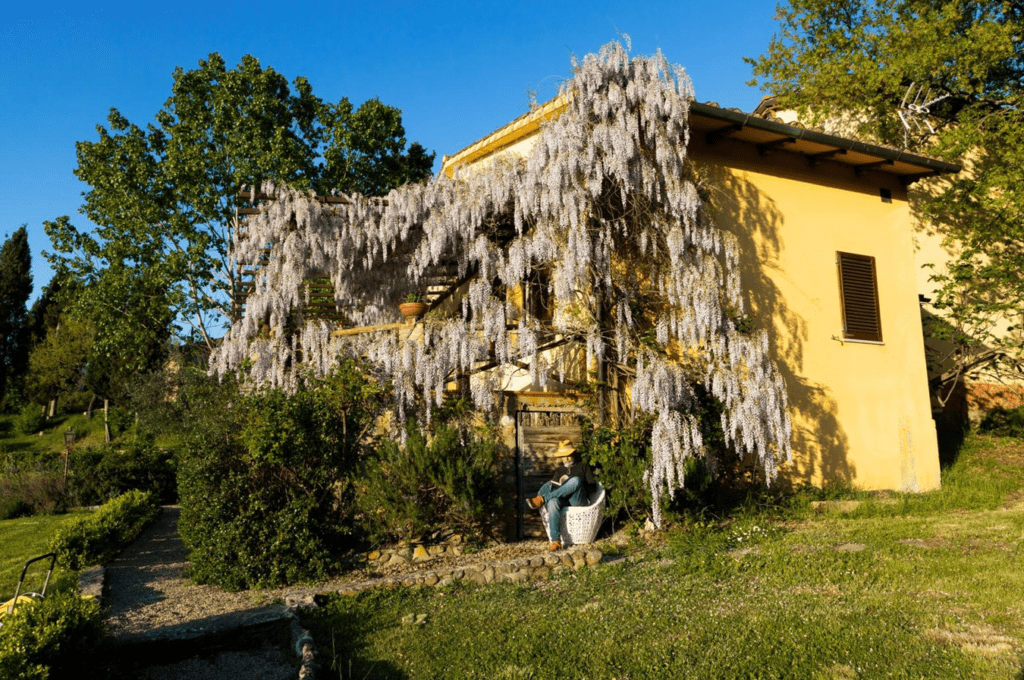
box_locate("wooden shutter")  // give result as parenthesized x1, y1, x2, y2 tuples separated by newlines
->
(837, 252, 882, 342)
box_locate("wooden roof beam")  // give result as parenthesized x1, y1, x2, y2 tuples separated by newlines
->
(704, 124, 743, 146)
(854, 159, 895, 176)
(806, 148, 847, 167)
(756, 137, 797, 156)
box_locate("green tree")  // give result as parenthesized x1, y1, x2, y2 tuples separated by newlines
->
(25, 318, 94, 410)
(0, 226, 33, 408)
(748, 0, 1024, 397)
(46, 53, 434, 348)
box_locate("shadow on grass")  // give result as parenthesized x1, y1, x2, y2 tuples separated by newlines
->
(936, 408, 969, 469)
(306, 594, 409, 680)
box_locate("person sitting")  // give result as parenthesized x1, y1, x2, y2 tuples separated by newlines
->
(526, 439, 597, 551)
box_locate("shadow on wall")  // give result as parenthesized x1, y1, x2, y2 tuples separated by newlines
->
(704, 164, 854, 488)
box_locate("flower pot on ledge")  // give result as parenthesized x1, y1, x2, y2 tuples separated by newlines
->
(399, 302, 428, 323)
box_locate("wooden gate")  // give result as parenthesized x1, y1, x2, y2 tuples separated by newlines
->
(515, 402, 583, 539)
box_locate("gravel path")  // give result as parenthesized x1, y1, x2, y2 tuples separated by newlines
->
(105, 507, 285, 643)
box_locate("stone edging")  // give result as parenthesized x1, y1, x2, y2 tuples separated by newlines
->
(78, 564, 105, 604)
(288, 613, 318, 680)
(290, 546, 604, 606)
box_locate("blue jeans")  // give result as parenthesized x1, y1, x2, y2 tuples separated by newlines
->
(537, 476, 588, 541)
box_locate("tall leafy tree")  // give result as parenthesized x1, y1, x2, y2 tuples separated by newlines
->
(0, 226, 33, 407)
(748, 0, 1024, 398)
(47, 53, 434, 348)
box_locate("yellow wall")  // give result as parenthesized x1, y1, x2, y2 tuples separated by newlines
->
(691, 138, 940, 491)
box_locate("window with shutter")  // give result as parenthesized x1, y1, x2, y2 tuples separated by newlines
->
(836, 252, 882, 342)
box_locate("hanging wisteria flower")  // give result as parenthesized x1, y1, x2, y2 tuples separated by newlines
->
(211, 39, 793, 527)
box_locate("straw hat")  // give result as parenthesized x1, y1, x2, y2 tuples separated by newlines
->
(552, 439, 577, 457)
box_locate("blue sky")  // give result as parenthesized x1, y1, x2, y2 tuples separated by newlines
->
(1, 1, 782, 302)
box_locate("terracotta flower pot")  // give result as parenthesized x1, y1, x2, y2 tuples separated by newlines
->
(399, 302, 428, 321)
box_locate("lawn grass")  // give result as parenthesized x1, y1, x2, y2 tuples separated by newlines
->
(0, 511, 92, 602)
(0, 411, 111, 458)
(304, 434, 1024, 679)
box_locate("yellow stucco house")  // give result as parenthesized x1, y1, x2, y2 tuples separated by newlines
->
(441, 97, 961, 496)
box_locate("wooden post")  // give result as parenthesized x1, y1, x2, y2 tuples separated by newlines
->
(103, 399, 111, 444)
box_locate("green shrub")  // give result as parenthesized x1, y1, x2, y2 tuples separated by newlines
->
(16, 403, 45, 436)
(579, 415, 655, 524)
(67, 440, 177, 505)
(0, 457, 65, 519)
(355, 421, 502, 544)
(48, 490, 159, 570)
(178, 361, 387, 590)
(978, 406, 1024, 438)
(0, 591, 105, 680)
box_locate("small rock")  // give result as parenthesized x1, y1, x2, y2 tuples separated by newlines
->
(285, 593, 316, 610)
(504, 570, 530, 583)
(559, 553, 575, 568)
(532, 566, 551, 580)
(451, 545, 463, 556)
(544, 554, 561, 566)
(422, 572, 439, 587)
(367, 550, 382, 562)
(436, 576, 455, 587)
(584, 549, 602, 566)
(387, 553, 410, 567)
(428, 545, 446, 556)
(412, 545, 431, 562)
(528, 555, 546, 567)
(464, 570, 487, 585)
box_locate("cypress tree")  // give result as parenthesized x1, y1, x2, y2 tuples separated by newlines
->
(0, 226, 33, 406)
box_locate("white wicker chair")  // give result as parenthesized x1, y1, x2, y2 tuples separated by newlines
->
(540, 483, 605, 546)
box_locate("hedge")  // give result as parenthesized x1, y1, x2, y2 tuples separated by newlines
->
(47, 490, 160, 571)
(0, 592, 105, 680)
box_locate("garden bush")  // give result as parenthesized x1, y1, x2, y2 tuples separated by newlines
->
(355, 418, 502, 544)
(0, 456, 65, 520)
(177, 361, 387, 590)
(15, 403, 45, 435)
(67, 440, 177, 505)
(0, 592, 106, 680)
(48, 489, 159, 570)
(978, 406, 1024, 438)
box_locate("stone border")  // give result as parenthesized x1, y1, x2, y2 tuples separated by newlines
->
(288, 613, 318, 680)
(78, 564, 105, 603)
(289, 546, 603, 605)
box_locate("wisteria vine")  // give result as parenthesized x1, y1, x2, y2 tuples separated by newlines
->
(211, 40, 793, 527)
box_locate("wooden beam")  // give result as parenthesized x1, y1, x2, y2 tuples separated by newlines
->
(705, 124, 743, 146)
(854, 159, 895, 175)
(756, 137, 796, 156)
(807, 148, 847, 166)
(331, 322, 406, 337)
